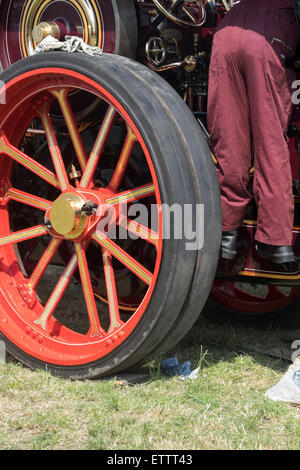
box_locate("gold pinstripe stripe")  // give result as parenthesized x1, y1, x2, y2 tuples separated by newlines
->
(211, 152, 218, 165)
(0, 136, 59, 188)
(39, 109, 68, 191)
(93, 231, 152, 285)
(29, 238, 61, 289)
(90, 0, 103, 47)
(21, 0, 100, 56)
(107, 184, 155, 206)
(240, 220, 300, 280)
(110, 126, 137, 190)
(75, 243, 94, 315)
(103, 254, 115, 309)
(32, 0, 89, 46)
(120, 218, 159, 249)
(102, 250, 120, 331)
(0, 226, 47, 247)
(52, 89, 87, 171)
(81, 106, 116, 188)
(6, 189, 51, 211)
(75, 243, 103, 337)
(243, 220, 300, 232)
(239, 270, 300, 281)
(21, 0, 33, 57)
(35, 255, 78, 330)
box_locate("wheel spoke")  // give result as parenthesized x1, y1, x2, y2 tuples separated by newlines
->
(265, 286, 287, 301)
(39, 103, 70, 191)
(182, 5, 197, 23)
(5, 188, 51, 211)
(0, 134, 59, 188)
(51, 89, 87, 171)
(28, 238, 62, 290)
(102, 248, 123, 333)
(74, 243, 106, 338)
(34, 253, 78, 331)
(92, 231, 153, 286)
(80, 105, 117, 188)
(106, 183, 155, 206)
(0, 225, 48, 248)
(102, 248, 124, 333)
(109, 124, 137, 191)
(118, 216, 159, 249)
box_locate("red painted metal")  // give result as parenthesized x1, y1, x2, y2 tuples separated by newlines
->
(211, 281, 300, 314)
(0, 68, 163, 365)
(1, 0, 300, 322)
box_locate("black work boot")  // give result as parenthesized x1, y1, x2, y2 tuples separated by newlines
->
(255, 242, 295, 264)
(221, 229, 238, 260)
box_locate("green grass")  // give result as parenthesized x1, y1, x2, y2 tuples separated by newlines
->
(0, 312, 300, 450)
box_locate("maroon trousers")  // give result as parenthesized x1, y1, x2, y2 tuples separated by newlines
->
(207, 0, 299, 245)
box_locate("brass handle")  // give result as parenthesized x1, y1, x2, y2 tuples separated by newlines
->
(271, 37, 293, 51)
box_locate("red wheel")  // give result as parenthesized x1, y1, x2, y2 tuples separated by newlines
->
(0, 52, 220, 378)
(0, 0, 137, 70)
(209, 280, 300, 315)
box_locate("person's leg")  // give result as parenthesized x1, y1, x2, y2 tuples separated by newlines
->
(207, 28, 252, 233)
(244, 11, 298, 247)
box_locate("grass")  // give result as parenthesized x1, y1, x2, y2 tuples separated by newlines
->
(0, 307, 300, 450)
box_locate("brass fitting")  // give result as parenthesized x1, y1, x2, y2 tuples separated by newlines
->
(32, 21, 60, 44)
(184, 56, 197, 73)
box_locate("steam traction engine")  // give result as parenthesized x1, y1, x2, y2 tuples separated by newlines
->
(0, 0, 298, 379)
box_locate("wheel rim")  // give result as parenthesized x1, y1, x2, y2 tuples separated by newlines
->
(22, 0, 101, 56)
(12, 142, 154, 313)
(0, 67, 163, 366)
(211, 281, 300, 314)
(0, 0, 137, 121)
(0, 0, 125, 69)
(152, 0, 206, 28)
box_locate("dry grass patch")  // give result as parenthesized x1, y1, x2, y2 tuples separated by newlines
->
(0, 312, 300, 450)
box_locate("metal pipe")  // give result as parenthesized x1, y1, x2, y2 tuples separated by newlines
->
(146, 60, 185, 72)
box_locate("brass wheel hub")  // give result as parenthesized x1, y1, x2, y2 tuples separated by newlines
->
(32, 21, 60, 44)
(21, 0, 101, 57)
(49, 193, 87, 239)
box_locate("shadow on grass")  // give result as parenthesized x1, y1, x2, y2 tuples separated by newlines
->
(3, 294, 299, 384)
(145, 299, 300, 380)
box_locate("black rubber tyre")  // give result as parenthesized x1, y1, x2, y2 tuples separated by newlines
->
(111, 58, 222, 362)
(0, 52, 221, 378)
(112, 0, 138, 58)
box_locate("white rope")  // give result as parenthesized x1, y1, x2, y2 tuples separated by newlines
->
(34, 35, 103, 57)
